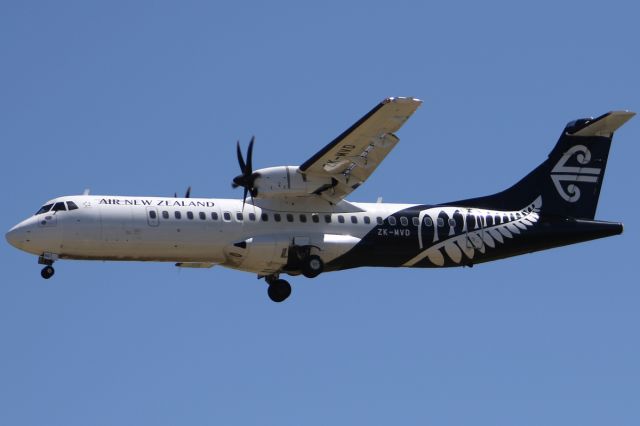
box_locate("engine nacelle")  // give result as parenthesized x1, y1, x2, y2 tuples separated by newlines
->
(252, 166, 333, 199)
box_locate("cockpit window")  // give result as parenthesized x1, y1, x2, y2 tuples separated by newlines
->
(52, 202, 67, 212)
(67, 201, 79, 210)
(35, 204, 54, 215)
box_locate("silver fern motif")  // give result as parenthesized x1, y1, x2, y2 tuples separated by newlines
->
(404, 196, 542, 267)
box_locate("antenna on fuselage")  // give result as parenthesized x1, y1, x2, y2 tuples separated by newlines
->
(83, 188, 90, 195)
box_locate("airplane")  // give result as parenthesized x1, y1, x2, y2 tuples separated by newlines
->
(5, 97, 635, 302)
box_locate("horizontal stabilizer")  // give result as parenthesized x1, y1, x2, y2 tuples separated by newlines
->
(570, 111, 635, 137)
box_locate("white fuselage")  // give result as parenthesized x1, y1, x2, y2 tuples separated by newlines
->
(6, 195, 413, 275)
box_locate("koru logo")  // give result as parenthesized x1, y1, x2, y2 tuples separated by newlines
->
(550, 145, 601, 202)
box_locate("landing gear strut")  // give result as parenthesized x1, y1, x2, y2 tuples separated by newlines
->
(265, 275, 291, 303)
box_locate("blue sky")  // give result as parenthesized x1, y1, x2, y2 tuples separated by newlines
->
(1, 1, 639, 424)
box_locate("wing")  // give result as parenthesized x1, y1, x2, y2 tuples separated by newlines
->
(299, 97, 422, 201)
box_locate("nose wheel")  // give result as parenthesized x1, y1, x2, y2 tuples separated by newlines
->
(41, 265, 55, 279)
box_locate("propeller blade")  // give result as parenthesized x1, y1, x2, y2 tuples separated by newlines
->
(236, 140, 246, 173)
(233, 137, 259, 208)
(242, 186, 248, 211)
(246, 136, 255, 174)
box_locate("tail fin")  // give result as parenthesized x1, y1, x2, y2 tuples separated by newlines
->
(452, 111, 635, 219)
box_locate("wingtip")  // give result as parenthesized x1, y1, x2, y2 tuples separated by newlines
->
(385, 96, 423, 105)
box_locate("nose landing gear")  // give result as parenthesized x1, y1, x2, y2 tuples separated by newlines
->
(41, 265, 55, 279)
(38, 252, 58, 280)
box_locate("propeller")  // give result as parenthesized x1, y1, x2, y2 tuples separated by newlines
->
(232, 136, 260, 209)
(174, 186, 192, 198)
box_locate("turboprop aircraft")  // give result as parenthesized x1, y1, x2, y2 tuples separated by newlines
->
(5, 97, 635, 302)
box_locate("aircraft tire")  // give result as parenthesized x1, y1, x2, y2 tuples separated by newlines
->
(41, 266, 55, 279)
(302, 255, 324, 278)
(267, 279, 291, 302)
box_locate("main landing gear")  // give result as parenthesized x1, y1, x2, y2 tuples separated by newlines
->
(263, 251, 325, 303)
(301, 255, 324, 278)
(289, 246, 325, 279)
(265, 275, 292, 303)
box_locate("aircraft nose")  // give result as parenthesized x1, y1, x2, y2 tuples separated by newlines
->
(6, 222, 28, 249)
(4, 219, 31, 250)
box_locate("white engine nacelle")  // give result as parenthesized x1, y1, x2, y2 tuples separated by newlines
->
(252, 166, 334, 199)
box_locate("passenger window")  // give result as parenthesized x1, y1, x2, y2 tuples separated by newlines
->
(312, 214, 319, 223)
(364, 216, 371, 224)
(376, 217, 383, 225)
(199, 212, 206, 220)
(236, 212, 243, 221)
(211, 212, 219, 221)
(324, 215, 332, 223)
(52, 202, 67, 212)
(412, 217, 419, 226)
(35, 204, 54, 215)
(388, 216, 397, 226)
(274, 213, 281, 222)
(400, 217, 408, 226)
(337, 215, 345, 223)
(437, 218, 444, 227)
(175, 211, 182, 219)
(187, 211, 194, 220)
(485, 215, 493, 226)
(351, 216, 358, 224)
(449, 218, 456, 227)
(286, 214, 294, 222)
(299, 214, 307, 223)
(162, 211, 169, 219)
(466, 215, 476, 230)
(149, 210, 157, 219)
(261, 213, 269, 222)
(516, 213, 521, 219)
(223, 212, 231, 221)
(66, 201, 79, 211)
(424, 217, 433, 226)
(249, 213, 256, 221)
